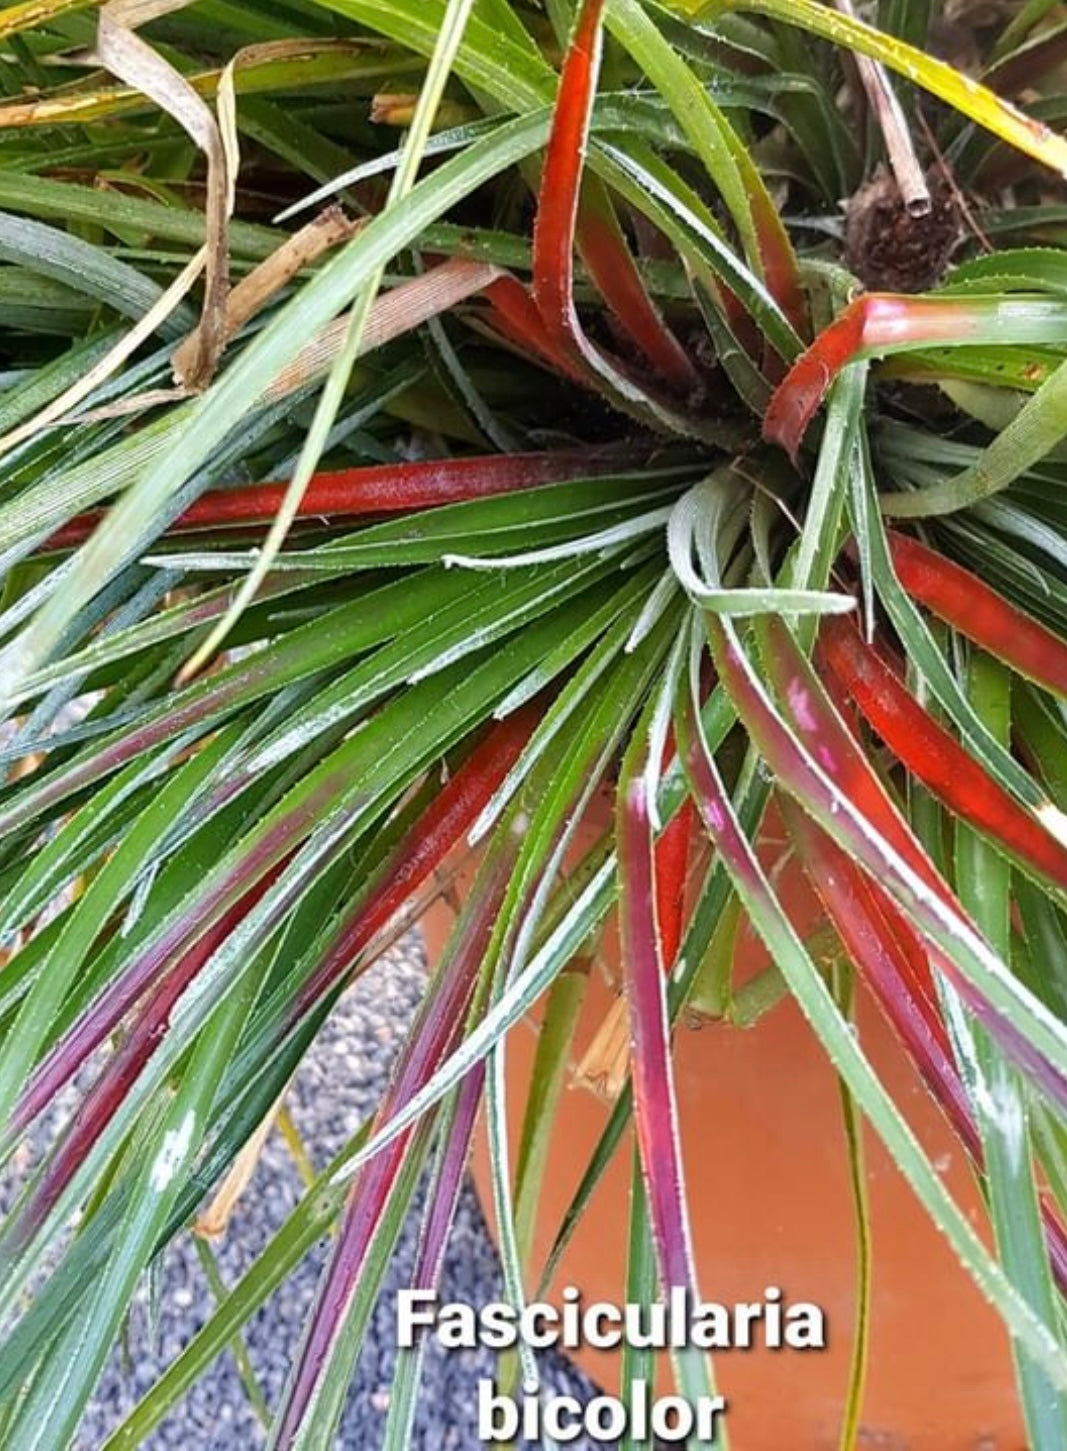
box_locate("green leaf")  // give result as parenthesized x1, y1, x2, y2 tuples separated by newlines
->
(951, 651, 1067, 1450)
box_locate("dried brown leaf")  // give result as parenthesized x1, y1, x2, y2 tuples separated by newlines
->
(573, 995, 630, 1103)
(95, 3, 233, 387)
(171, 207, 359, 383)
(264, 256, 504, 402)
(194, 1097, 281, 1239)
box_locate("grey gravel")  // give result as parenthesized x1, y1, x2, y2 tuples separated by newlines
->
(35, 933, 614, 1449)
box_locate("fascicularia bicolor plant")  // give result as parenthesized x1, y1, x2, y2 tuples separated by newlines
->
(3, 0, 1067, 1444)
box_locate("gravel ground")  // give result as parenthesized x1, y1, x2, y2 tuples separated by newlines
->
(28, 932, 612, 1449)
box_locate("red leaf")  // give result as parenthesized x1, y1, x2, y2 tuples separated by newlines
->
(6, 861, 285, 1248)
(781, 797, 968, 1140)
(575, 185, 700, 392)
(783, 795, 1067, 1293)
(763, 295, 985, 458)
(273, 849, 514, 1447)
(44, 450, 612, 551)
(483, 274, 587, 381)
(724, 611, 1067, 1114)
(532, 0, 697, 396)
(818, 616, 1067, 895)
(888, 529, 1067, 700)
(654, 795, 695, 972)
(618, 766, 704, 1310)
(291, 706, 540, 1018)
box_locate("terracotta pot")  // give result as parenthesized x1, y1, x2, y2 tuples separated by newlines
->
(420, 806, 1024, 1450)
